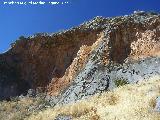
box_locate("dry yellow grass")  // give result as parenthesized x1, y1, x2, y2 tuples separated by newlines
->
(0, 97, 35, 120)
(28, 76, 160, 120)
(0, 95, 50, 120)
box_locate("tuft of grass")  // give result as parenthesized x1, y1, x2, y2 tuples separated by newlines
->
(149, 97, 157, 108)
(114, 78, 129, 87)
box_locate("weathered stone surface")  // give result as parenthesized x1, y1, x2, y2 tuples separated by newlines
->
(56, 57, 160, 105)
(0, 24, 102, 99)
(55, 115, 72, 120)
(48, 12, 160, 105)
(0, 11, 160, 102)
(154, 96, 160, 112)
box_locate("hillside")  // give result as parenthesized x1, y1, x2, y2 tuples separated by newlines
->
(29, 77, 160, 120)
(0, 11, 160, 120)
(47, 11, 160, 105)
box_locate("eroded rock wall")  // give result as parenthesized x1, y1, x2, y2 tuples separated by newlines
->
(47, 12, 160, 105)
(0, 11, 160, 102)
(0, 27, 102, 99)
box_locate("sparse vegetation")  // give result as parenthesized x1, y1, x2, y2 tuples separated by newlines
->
(0, 93, 52, 120)
(114, 78, 129, 87)
(0, 12, 160, 120)
(19, 36, 27, 40)
(26, 78, 160, 120)
(10, 36, 27, 48)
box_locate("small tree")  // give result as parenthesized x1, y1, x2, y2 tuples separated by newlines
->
(19, 36, 26, 40)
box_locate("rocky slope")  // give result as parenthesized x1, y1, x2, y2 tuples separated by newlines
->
(0, 11, 160, 105)
(47, 11, 160, 105)
(0, 11, 160, 120)
(29, 78, 160, 120)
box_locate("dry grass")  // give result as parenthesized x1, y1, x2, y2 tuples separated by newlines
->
(1, 77, 160, 120)
(28, 77, 160, 120)
(0, 97, 34, 120)
(0, 95, 49, 120)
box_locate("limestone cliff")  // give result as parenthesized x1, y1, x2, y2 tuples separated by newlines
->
(47, 11, 160, 105)
(0, 11, 160, 102)
(0, 20, 104, 99)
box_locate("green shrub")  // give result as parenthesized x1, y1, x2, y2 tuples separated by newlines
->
(114, 78, 129, 87)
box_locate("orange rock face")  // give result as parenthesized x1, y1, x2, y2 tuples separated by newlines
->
(0, 12, 160, 99)
(47, 13, 160, 96)
(0, 26, 103, 99)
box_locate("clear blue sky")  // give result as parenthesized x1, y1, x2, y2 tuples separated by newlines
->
(0, 0, 159, 53)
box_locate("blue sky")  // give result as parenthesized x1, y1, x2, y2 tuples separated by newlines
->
(0, 0, 159, 53)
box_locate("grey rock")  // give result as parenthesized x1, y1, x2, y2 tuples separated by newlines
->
(55, 115, 72, 120)
(27, 89, 36, 97)
(154, 97, 160, 112)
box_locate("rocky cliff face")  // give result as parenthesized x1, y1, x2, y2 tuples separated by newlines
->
(0, 22, 103, 100)
(47, 11, 160, 105)
(0, 11, 160, 102)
